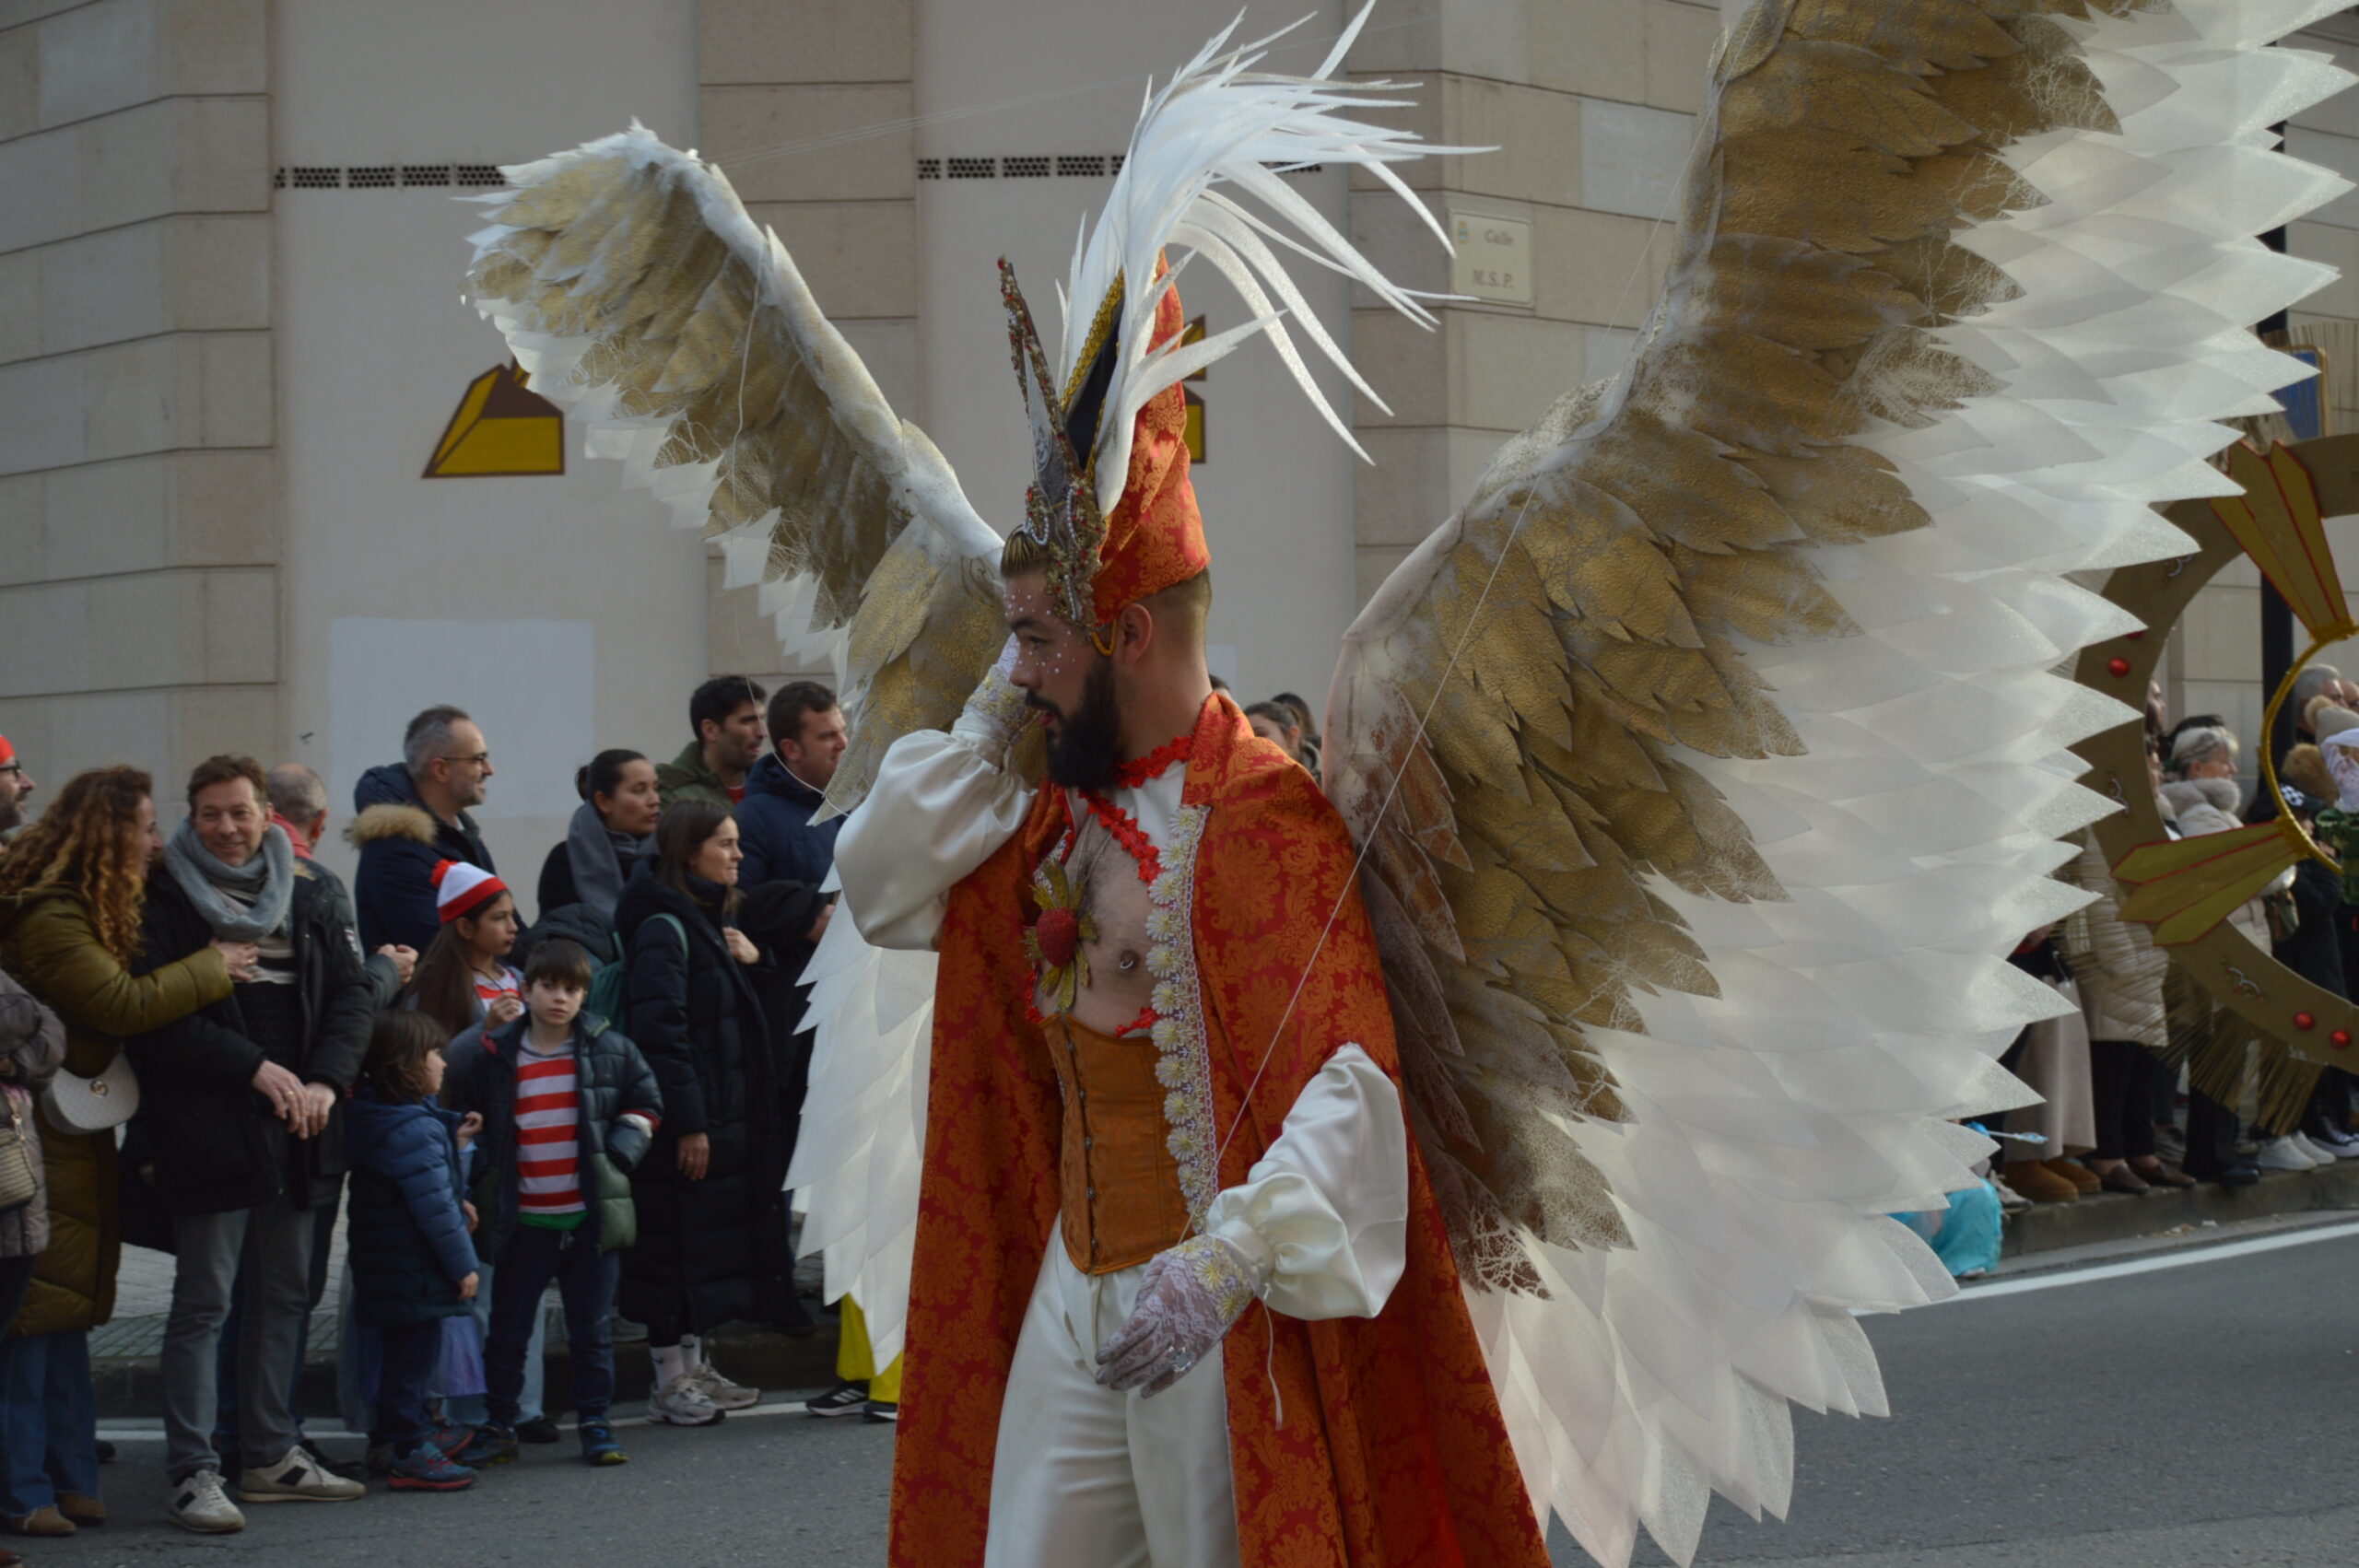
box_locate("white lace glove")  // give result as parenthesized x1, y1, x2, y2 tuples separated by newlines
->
(950, 635, 1033, 755)
(1093, 1235, 1258, 1398)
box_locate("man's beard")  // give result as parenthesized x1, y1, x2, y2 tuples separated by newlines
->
(1031, 657, 1122, 791)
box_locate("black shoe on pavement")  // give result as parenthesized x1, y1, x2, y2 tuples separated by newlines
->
(805, 1381, 869, 1418)
(579, 1422, 628, 1467)
(514, 1416, 561, 1445)
(95, 1441, 115, 1464)
(864, 1401, 898, 1423)
(453, 1422, 520, 1468)
(2214, 1161, 2261, 1188)
(298, 1436, 367, 1481)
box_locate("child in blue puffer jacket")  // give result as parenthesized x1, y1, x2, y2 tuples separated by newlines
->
(346, 1012, 482, 1492)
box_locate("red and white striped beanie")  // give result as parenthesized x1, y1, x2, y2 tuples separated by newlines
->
(431, 860, 507, 924)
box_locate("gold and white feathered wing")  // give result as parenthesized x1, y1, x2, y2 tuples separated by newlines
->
(1327, 2, 2353, 1564)
(462, 125, 1011, 809)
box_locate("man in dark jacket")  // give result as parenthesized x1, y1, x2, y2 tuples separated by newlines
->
(733, 682, 846, 1343)
(132, 756, 375, 1530)
(656, 675, 768, 808)
(734, 681, 847, 1036)
(349, 705, 497, 954)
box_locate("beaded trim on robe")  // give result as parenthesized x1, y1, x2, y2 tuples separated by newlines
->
(1144, 802, 1216, 1222)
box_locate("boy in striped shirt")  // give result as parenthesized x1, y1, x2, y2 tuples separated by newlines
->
(445, 941, 662, 1467)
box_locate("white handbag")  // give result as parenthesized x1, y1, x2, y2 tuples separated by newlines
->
(41, 1047, 138, 1136)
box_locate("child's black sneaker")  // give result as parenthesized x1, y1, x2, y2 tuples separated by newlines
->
(864, 1400, 898, 1423)
(386, 1447, 474, 1492)
(578, 1421, 628, 1467)
(515, 1416, 562, 1445)
(804, 1380, 868, 1418)
(453, 1422, 519, 1468)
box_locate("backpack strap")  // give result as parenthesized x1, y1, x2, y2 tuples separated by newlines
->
(651, 912, 687, 962)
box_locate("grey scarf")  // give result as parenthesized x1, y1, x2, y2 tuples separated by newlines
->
(164, 818, 295, 941)
(564, 800, 649, 920)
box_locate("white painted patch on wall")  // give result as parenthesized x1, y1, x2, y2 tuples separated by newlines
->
(328, 617, 592, 822)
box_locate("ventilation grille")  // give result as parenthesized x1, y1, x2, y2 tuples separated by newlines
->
(910, 152, 1316, 182)
(277, 156, 1318, 193)
(276, 162, 511, 192)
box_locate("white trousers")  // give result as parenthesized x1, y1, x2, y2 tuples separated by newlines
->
(983, 1235, 1239, 1568)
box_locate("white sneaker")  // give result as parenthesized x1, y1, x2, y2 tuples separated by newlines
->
(2294, 1131, 2340, 1165)
(170, 1469, 245, 1534)
(2257, 1137, 2318, 1172)
(647, 1375, 727, 1427)
(687, 1359, 760, 1411)
(239, 1444, 365, 1504)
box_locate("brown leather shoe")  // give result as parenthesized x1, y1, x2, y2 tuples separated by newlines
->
(2003, 1159, 2080, 1202)
(2130, 1155, 2197, 1188)
(2099, 1162, 2152, 1195)
(57, 1492, 104, 1525)
(2045, 1157, 2103, 1194)
(3, 1505, 75, 1536)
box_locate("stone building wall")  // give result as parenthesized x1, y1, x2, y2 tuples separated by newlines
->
(0, 0, 277, 790)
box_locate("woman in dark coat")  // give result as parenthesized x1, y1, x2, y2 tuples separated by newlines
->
(613, 801, 786, 1425)
(536, 751, 660, 924)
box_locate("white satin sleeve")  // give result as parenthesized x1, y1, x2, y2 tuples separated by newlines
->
(1198, 1044, 1410, 1322)
(835, 724, 1035, 952)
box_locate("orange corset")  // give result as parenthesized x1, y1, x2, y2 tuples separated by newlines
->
(1041, 1012, 1191, 1275)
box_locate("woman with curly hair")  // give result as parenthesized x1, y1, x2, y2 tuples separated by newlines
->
(0, 767, 257, 1537)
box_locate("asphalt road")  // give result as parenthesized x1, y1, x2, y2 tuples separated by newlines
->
(25, 1229, 2359, 1567)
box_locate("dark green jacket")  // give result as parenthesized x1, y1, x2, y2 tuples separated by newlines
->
(0, 885, 230, 1336)
(654, 741, 734, 810)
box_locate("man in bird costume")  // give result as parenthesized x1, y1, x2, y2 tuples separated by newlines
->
(834, 270, 1549, 1566)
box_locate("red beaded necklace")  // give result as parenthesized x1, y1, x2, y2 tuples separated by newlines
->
(1113, 731, 1194, 790)
(1075, 790, 1161, 883)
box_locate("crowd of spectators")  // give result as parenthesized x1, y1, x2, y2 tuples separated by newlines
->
(0, 673, 866, 1546)
(1982, 670, 2359, 1223)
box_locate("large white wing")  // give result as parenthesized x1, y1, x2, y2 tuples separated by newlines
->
(463, 124, 1010, 812)
(1325, 3, 2353, 1563)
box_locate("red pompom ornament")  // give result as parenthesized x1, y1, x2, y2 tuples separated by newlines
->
(2107, 656, 2131, 677)
(1034, 907, 1082, 969)
(2333, 1030, 2353, 1051)
(2294, 1011, 2317, 1032)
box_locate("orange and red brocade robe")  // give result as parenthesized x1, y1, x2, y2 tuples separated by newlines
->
(842, 692, 1547, 1568)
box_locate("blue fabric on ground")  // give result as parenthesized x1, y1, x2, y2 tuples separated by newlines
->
(1894, 1179, 2004, 1279)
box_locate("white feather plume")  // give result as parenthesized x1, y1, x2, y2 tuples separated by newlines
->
(1059, 4, 1469, 513)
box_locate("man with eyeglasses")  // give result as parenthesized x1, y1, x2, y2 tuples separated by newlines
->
(347, 706, 499, 953)
(0, 737, 35, 835)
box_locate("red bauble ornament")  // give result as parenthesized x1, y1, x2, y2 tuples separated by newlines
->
(2333, 1030, 2353, 1051)
(2294, 1011, 2317, 1032)
(2126, 629, 2146, 641)
(1034, 907, 1081, 968)
(2107, 657, 2131, 677)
